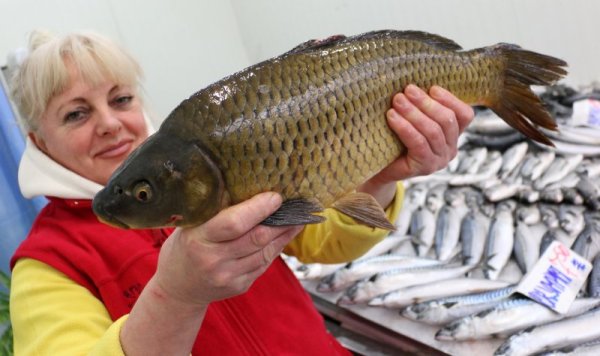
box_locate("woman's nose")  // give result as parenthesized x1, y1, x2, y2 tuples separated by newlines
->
(96, 107, 122, 136)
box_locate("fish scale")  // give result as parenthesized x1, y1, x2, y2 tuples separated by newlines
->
(94, 30, 567, 229)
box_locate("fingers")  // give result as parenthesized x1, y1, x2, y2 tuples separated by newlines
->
(429, 85, 475, 133)
(382, 84, 475, 180)
(229, 225, 303, 277)
(384, 109, 430, 177)
(201, 192, 282, 243)
(391, 86, 449, 156)
(225, 224, 298, 259)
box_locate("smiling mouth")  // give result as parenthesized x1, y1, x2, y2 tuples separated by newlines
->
(96, 141, 132, 159)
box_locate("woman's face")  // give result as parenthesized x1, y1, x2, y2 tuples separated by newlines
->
(31, 62, 149, 186)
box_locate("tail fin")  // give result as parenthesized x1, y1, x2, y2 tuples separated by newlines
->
(489, 44, 568, 146)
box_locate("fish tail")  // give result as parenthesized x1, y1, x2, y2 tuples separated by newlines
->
(488, 44, 568, 146)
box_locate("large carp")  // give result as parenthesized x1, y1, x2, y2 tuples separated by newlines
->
(93, 30, 567, 229)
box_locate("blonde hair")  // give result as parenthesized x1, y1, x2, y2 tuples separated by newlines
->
(10, 30, 144, 132)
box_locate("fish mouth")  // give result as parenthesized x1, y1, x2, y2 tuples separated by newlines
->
(92, 199, 131, 229)
(97, 214, 131, 229)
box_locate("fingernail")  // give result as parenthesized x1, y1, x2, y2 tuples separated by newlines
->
(405, 84, 422, 99)
(268, 192, 282, 206)
(387, 108, 401, 122)
(394, 94, 410, 111)
(430, 86, 447, 98)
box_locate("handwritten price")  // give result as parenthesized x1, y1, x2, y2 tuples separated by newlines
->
(548, 243, 580, 277)
(518, 241, 592, 314)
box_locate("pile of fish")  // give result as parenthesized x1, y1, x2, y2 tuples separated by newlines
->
(284, 85, 600, 356)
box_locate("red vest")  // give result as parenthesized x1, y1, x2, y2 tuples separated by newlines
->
(11, 198, 349, 355)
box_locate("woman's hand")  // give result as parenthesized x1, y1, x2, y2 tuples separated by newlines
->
(121, 192, 303, 355)
(154, 192, 303, 306)
(359, 84, 475, 207)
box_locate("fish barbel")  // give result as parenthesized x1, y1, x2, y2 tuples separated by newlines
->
(93, 30, 567, 229)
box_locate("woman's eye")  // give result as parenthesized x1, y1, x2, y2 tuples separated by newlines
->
(113, 95, 133, 107)
(64, 110, 87, 123)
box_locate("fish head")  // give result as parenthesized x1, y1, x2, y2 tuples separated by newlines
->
(434, 320, 462, 341)
(93, 132, 226, 229)
(540, 204, 559, 229)
(559, 205, 584, 234)
(407, 184, 428, 205)
(425, 184, 446, 212)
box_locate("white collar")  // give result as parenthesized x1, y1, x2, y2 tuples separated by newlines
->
(18, 137, 103, 200)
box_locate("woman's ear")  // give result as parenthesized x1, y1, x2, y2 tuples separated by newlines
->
(29, 131, 48, 153)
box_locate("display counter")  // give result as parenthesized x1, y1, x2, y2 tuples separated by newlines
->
(303, 280, 504, 356)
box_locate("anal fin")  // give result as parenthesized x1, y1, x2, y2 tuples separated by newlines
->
(332, 192, 395, 231)
(262, 198, 325, 226)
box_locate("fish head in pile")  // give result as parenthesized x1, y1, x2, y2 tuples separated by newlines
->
(540, 204, 559, 229)
(93, 131, 226, 229)
(559, 205, 585, 235)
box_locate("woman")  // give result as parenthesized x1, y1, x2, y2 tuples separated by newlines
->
(9, 31, 473, 355)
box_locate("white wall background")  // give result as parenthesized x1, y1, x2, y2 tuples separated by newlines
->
(1, 0, 598, 123)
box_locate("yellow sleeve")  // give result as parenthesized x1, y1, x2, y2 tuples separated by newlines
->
(10, 258, 127, 356)
(284, 182, 404, 264)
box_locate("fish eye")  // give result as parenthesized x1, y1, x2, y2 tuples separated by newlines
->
(132, 181, 153, 203)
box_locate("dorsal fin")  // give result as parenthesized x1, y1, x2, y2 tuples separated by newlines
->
(349, 30, 463, 51)
(285, 34, 347, 55)
(286, 30, 462, 56)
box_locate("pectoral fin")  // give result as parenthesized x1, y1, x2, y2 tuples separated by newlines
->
(262, 198, 325, 226)
(332, 192, 395, 230)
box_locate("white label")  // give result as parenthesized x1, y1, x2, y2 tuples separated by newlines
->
(572, 99, 600, 127)
(516, 240, 592, 314)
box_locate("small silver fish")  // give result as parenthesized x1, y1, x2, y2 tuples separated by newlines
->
(528, 150, 556, 181)
(540, 338, 600, 356)
(499, 142, 529, 179)
(484, 200, 516, 280)
(293, 262, 344, 280)
(540, 228, 560, 255)
(394, 183, 429, 236)
(558, 205, 586, 247)
(545, 172, 581, 191)
(561, 187, 584, 205)
(438, 297, 600, 342)
(516, 204, 541, 225)
(402, 284, 516, 325)
(338, 263, 474, 305)
(460, 209, 490, 266)
(576, 175, 600, 211)
(588, 255, 600, 297)
(540, 187, 564, 204)
(369, 277, 509, 309)
(316, 254, 440, 292)
(435, 190, 468, 261)
(540, 205, 560, 229)
(578, 159, 600, 178)
(456, 147, 488, 175)
(468, 110, 515, 135)
(514, 221, 545, 274)
(535, 154, 584, 190)
(484, 180, 525, 202)
(409, 206, 437, 257)
(449, 151, 503, 186)
(495, 303, 600, 356)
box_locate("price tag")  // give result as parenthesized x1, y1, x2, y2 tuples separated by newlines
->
(516, 240, 592, 314)
(572, 99, 600, 127)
